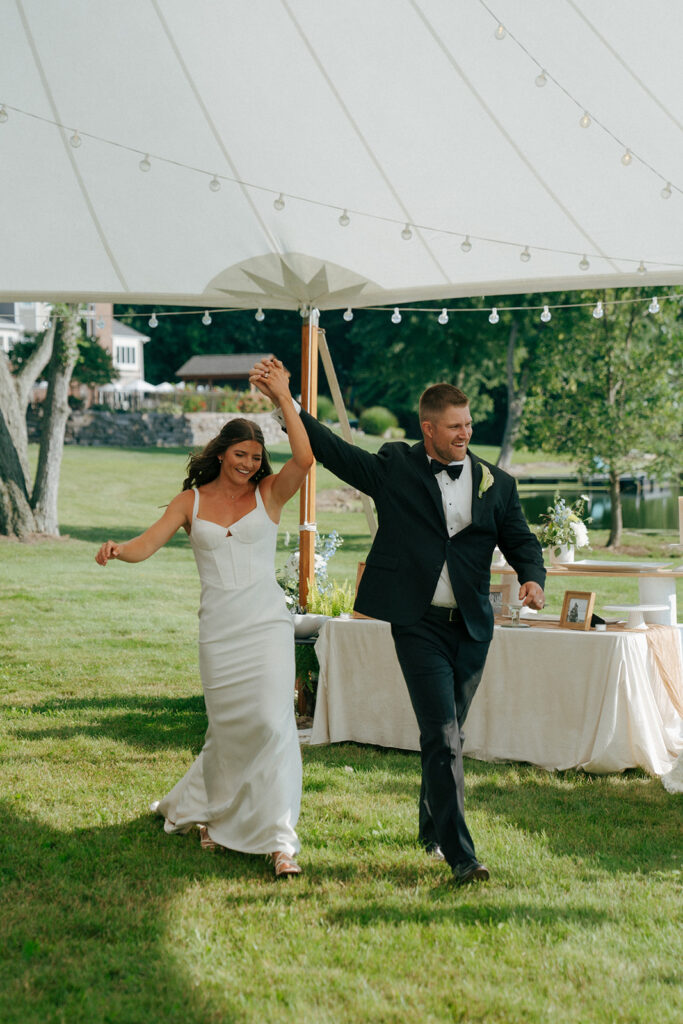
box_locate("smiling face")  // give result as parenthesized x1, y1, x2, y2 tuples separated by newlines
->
(421, 404, 472, 463)
(221, 440, 263, 484)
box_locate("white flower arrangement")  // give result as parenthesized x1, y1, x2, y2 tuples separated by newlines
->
(277, 530, 343, 610)
(538, 494, 591, 553)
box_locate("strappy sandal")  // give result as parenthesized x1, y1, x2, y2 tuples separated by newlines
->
(270, 851, 302, 878)
(198, 824, 221, 851)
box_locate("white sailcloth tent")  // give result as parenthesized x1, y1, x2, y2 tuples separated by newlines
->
(2, 0, 683, 312)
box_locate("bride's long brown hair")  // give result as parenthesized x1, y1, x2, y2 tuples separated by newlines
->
(182, 418, 272, 490)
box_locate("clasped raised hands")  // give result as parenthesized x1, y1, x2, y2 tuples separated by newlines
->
(249, 357, 291, 405)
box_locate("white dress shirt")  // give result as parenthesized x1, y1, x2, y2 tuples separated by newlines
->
(430, 455, 473, 607)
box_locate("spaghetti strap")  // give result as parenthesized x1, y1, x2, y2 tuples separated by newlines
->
(192, 486, 200, 522)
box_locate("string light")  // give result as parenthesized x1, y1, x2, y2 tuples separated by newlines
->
(592, 301, 603, 319)
(535, 70, 548, 88)
(438, 308, 449, 324)
(401, 223, 413, 241)
(69, 130, 82, 148)
(648, 296, 660, 314)
(255, 307, 265, 321)
(460, 235, 472, 253)
(488, 307, 499, 324)
(202, 310, 212, 325)
(494, 24, 506, 40)
(209, 175, 221, 192)
(148, 312, 158, 327)
(579, 112, 591, 129)
(621, 149, 632, 166)
(43, 318, 52, 329)
(391, 307, 402, 324)
(343, 307, 354, 321)
(338, 209, 350, 227)
(299, 304, 309, 318)
(520, 246, 531, 263)
(139, 154, 151, 172)
(637, 261, 647, 274)
(540, 305, 551, 323)
(579, 255, 590, 271)
(0, 105, 8, 123)
(273, 193, 285, 211)
(96, 317, 106, 329)
(661, 182, 672, 199)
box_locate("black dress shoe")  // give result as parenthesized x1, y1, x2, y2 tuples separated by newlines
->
(425, 844, 446, 862)
(452, 861, 490, 885)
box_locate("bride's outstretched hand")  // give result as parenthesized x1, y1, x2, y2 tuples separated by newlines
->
(95, 540, 121, 565)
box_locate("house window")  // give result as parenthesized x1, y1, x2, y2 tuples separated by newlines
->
(115, 345, 137, 366)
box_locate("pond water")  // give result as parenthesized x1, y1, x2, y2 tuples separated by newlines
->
(519, 488, 680, 531)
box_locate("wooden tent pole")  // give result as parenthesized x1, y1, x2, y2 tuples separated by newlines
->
(298, 309, 318, 609)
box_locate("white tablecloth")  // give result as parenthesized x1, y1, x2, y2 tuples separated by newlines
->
(311, 619, 683, 775)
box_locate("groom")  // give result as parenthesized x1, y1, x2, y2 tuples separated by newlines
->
(252, 362, 545, 884)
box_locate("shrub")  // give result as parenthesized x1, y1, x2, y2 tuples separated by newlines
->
(359, 405, 398, 435)
(316, 395, 337, 422)
(181, 393, 207, 412)
(237, 391, 273, 413)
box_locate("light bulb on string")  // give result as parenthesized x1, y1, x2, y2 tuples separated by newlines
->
(209, 176, 221, 192)
(148, 312, 158, 328)
(343, 307, 354, 322)
(637, 261, 647, 274)
(273, 193, 285, 211)
(299, 304, 309, 319)
(0, 105, 8, 123)
(661, 181, 672, 199)
(139, 154, 151, 172)
(520, 246, 531, 263)
(96, 318, 106, 330)
(202, 310, 212, 325)
(621, 149, 632, 166)
(438, 308, 449, 325)
(535, 70, 548, 88)
(488, 307, 499, 324)
(69, 130, 82, 148)
(338, 209, 350, 227)
(540, 306, 551, 323)
(255, 308, 265, 322)
(592, 301, 604, 319)
(579, 112, 591, 128)
(401, 223, 413, 241)
(579, 255, 590, 271)
(460, 235, 472, 253)
(43, 318, 52, 330)
(391, 307, 402, 324)
(648, 297, 660, 314)
(494, 24, 506, 39)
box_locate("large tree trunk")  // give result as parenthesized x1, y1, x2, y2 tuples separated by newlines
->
(497, 321, 528, 470)
(0, 322, 55, 538)
(31, 307, 81, 535)
(606, 471, 623, 548)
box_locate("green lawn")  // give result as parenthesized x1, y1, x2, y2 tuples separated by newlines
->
(1, 444, 681, 1023)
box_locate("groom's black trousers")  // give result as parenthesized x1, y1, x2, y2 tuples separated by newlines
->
(391, 606, 490, 870)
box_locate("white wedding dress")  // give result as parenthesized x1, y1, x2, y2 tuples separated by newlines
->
(154, 485, 302, 855)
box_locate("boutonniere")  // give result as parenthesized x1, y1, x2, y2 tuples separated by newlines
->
(478, 465, 494, 498)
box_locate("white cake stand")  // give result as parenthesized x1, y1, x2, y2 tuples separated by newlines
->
(603, 604, 670, 630)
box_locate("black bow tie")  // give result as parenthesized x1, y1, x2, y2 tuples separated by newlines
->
(431, 460, 463, 481)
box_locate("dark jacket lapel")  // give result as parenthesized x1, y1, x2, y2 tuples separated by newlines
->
(408, 442, 447, 530)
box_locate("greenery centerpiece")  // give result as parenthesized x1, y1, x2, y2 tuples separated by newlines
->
(538, 493, 591, 563)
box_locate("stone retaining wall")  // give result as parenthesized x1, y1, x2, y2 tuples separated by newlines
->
(28, 410, 286, 448)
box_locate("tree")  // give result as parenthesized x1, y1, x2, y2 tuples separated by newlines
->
(0, 304, 84, 537)
(522, 289, 683, 547)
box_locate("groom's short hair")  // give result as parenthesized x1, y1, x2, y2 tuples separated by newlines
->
(419, 383, 469, 423)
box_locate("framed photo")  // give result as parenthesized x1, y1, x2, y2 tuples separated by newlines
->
(488, 584, 506, 616)
(560, 590, 596, 631)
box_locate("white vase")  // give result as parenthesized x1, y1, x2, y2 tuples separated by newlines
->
(293, 613, 329, 638)
(549, 543, 575, 565)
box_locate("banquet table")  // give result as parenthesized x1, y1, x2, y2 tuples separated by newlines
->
(310, 618, 683, 775)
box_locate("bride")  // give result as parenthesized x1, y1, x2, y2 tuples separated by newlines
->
(95, 359, 313, 877)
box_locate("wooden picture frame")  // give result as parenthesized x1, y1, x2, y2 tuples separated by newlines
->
(560, 590, 596, 631)
(488, 583, 506, 617)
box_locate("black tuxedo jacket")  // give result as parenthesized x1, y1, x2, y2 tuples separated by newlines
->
(301, 410, 545, 642)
